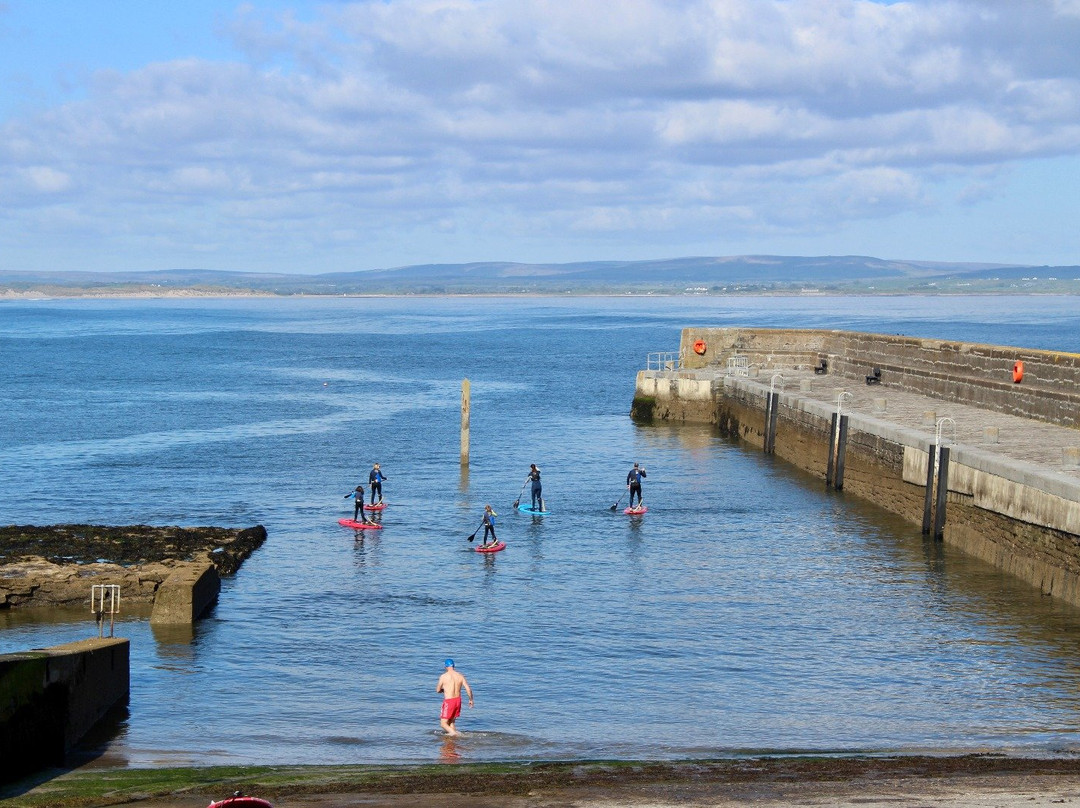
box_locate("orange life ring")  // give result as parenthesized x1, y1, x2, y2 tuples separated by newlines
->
(692, 339, 707, 355)
(1012, 361, 1024, 383)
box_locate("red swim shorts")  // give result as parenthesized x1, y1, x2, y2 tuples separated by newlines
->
(440, 697, 462, 720)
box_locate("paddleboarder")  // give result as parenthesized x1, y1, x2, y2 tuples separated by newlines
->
(369, 463, 386, 505)
(343, 484, 374, 524)
(525, 463, 543, 512)
(436, 658, 473, 736)
(480, 504, 498, 547)
(626, 462, 646, 509)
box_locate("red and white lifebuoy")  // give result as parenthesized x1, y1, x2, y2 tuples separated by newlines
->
(692, 339, 707, 355)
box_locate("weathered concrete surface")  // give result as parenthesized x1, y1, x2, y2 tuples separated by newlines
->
(637, 328, 1080, 607)
(0, 524, 267, 609)
(150, 562, 221, 624)
(0, 638, 129, 784)
(677, 327, 1080, 428)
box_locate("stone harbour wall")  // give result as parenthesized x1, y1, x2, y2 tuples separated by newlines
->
(636, 327, 1080, 608)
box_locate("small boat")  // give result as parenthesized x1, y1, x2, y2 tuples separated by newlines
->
(208, 793, 273, 808)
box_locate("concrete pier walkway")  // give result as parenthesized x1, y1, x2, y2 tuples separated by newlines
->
(713, 365, 1080, 476)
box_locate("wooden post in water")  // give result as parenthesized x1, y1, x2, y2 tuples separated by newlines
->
(766, 391, 780, 454)
(763, 392, 773, 453)
(922, 444, 937, 535)
(826, 412, 838, 487)
(460, 378, 470, 466)
(933, 446, 951, 540)
(834, 415, 849, 490)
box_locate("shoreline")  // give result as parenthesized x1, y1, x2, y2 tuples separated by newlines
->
(6, 755, 1080, 807)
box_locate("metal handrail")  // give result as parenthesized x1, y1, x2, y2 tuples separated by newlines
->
(647, 351, 683, 371)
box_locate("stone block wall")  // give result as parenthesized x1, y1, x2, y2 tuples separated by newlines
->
(678, 328, 1080, 427)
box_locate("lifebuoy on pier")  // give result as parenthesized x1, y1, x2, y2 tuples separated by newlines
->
(1012, 361, 1024, 383)
(692, 339, 707, 355)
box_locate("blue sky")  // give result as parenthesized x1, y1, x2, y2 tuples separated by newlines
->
(1, 0, 1078, 274)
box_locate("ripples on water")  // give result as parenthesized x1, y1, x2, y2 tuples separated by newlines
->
(3, 296, 1080, 764)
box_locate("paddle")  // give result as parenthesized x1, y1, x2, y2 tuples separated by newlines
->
(511, 480, 528, 508)
(609, 488, 627, 511)
(467, 517, 486, 542)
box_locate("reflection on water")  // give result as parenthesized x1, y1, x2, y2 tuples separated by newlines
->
(4, 296, 1080, 765)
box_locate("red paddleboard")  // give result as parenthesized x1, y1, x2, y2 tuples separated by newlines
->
(364, 502, 387, 511)
(338, 518, 383, 530)
(623, 506, 648, 515)
(475, 541, 506, 553)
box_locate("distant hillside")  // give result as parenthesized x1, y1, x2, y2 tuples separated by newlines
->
(3, 255, 1079, 296)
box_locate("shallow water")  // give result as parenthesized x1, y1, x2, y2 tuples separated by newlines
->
(3, 295, 1080, 765)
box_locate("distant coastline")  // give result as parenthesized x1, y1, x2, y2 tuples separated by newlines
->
(3, 254, 1079, 298)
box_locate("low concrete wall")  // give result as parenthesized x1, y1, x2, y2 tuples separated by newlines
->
(0, 638, 129, 784)
(678, 328, 1080, 427)
(150, 562, 220, 624)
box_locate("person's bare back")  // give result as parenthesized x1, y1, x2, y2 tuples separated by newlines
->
(436, 659, 473, 735)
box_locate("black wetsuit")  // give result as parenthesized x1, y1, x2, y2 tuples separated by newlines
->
(528, 468, 542, 511)
(369, 467, 386, 504)
(349, 486, 369, 522)
(626, 467, 646, 507)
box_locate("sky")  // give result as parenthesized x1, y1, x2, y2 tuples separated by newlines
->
(1, 0, 1078, 275)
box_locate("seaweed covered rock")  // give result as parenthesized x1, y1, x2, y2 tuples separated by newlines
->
(0, 524, 266, 608)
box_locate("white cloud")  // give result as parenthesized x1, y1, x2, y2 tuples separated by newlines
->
(2, 0, 1080, 271)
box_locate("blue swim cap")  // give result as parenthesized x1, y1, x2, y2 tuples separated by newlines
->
(444, 658, 454, 667)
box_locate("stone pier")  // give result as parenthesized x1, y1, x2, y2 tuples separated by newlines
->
(635, 328, 1080, 606)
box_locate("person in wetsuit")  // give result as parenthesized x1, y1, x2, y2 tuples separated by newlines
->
(525, 464, 543, 512)
(369, 463, 386, 505)
(343, 484, 374, 523)
(626, 462, 646, 508)
(481, 504, 498, 547)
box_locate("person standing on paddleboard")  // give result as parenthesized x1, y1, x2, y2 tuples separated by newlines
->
(369, 463, 386, 505)
(526, 463, 542, 512)
(480, 504, 498, 547)
(627, 462, 646, 508)
(436, 658, 473, 736)
(343, 484, 374, 524)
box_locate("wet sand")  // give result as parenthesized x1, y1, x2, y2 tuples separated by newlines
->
(8, 757, 1080, 808)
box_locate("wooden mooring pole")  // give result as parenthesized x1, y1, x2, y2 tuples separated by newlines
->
(460, 378, 470, 466)
(834, 415, 849, 490)
(922, 444, 936, 535)
(825, 412, 838, 487)
(933, 446, 951, 540)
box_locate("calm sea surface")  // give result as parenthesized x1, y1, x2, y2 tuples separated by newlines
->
(3, 295, 1080, 766)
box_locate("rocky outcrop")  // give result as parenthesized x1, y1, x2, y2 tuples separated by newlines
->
(0, 524, 266, 609)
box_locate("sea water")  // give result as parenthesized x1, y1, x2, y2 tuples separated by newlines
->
(3, 295, 1080, 765)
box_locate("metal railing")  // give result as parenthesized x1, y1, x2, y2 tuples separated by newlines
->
(726, 355, 749, 377)
(646, 351, 683, 371)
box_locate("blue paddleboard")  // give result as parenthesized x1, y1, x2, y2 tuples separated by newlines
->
(517, 502, 550, 515)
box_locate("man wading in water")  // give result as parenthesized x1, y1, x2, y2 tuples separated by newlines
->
(436, 658, 473, 736)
